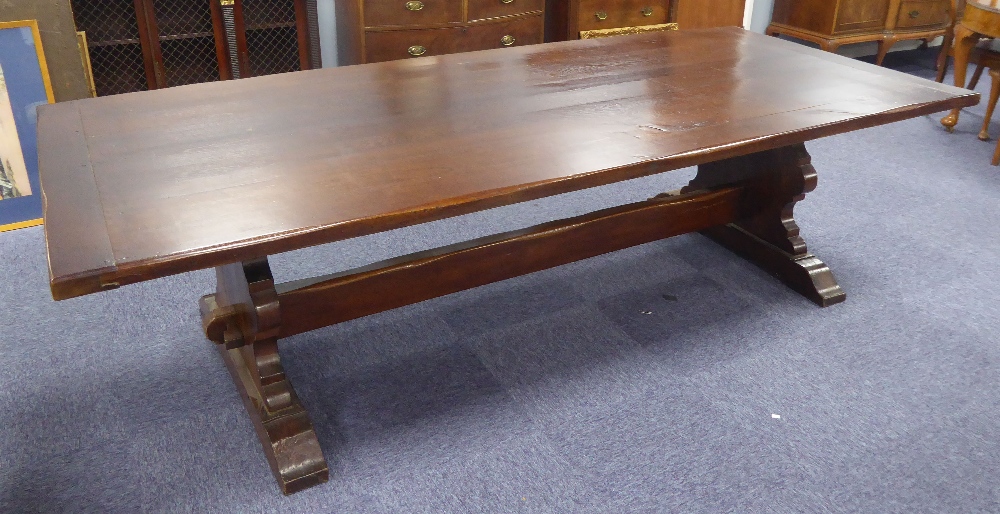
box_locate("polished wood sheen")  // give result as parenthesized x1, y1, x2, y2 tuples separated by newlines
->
(38, 28, 977, 494)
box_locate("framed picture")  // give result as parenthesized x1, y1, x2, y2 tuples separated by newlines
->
(0, 20, 54, 232)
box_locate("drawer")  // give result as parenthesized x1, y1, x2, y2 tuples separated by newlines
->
(363, 0, 462, 28)
(895, 0, 948, 29)
(833, 0, 889, 34)
(364, 27, 465, 62)
(468, 0, 545, 22)
(576, 0, 668, 33)
(460, 14, 544, 51)
(364, 15, 542, 63)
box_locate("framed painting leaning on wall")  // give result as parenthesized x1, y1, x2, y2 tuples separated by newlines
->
(0, 20, 54, 232)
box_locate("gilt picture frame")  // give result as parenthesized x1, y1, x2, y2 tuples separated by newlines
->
(0, 20, 54, 232)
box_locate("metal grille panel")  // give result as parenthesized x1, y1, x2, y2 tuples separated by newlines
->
(242, 0, 301, 76)
(72, 0, 311, 95)
(160, 36, 221, 86)
(150, 0, 220, 86)
(70, 0, 149, 96)
(222, 6, 241, 78)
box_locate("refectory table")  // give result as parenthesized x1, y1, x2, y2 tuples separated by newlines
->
(37, 27, 976, 494)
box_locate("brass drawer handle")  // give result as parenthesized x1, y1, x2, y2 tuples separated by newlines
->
(595, 10, 608, 20)
(406, 0, 424, 10)
(408, 45, 427, 56)
(500, 0, 515, 4)
(641, 6, 653, 16)
(500, 34, 515, 46)
(909, 9, 920, 18)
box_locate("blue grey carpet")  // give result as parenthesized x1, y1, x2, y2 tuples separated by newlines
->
(2, 51, 1000, 512)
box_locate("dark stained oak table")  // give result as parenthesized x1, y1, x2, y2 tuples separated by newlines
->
(37, 28, 977, 495)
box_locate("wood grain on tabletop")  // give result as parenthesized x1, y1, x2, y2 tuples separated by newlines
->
(37, 27, 977, 300)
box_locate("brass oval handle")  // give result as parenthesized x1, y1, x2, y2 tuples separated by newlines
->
(641, 6, 653, 16)
(408, 45, 427, 56)
(500, 34, 515, 46)
(406, 0, 424, 10)
(595, 10, 608, 20)
(909, 9, 920, 18)
(500, 0, 515, 4)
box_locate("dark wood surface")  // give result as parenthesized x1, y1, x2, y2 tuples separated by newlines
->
(276, 186, 743, 337)
(200, 259, 328, 494)
(39, 27, 976, 301)
(38, 26, 978, 495)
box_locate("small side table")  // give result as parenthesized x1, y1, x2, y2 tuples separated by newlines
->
(940, 0, 1000, 130)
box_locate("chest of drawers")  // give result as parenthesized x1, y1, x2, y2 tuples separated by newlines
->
(566, 0, 672, 38)
(545, 0, 746, 42)
(336, 0, 544, 64)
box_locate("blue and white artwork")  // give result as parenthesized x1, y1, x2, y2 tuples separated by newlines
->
(0, 22, 52, 230)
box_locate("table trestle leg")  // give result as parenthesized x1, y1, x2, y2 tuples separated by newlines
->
(199, 258, 329, 495)
(681, 143, 846, 307)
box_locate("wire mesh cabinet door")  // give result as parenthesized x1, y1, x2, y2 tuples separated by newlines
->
(70, 0, 156, 95)
(222, 0, 313, 78)
(141, 0, 230, 87)
(72, 0, 314, 96)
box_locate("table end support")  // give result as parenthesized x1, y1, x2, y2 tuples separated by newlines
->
(683, 143, 846, 308)
(200, 258, 330, 495)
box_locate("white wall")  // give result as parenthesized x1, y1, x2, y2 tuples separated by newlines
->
(317, 0, 337, 67)
(747, 0, 775, 33)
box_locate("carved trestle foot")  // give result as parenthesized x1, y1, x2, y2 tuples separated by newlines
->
(200, 258, 329, 495)
(681, 143, 846, 307)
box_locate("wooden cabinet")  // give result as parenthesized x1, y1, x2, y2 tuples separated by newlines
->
(546, 0, 746, 42)
(337, 0, 746, 64)
(71, 0, 317, 96)
(336, 0, 544, 65)
(675, 0, 746, 30)
(768, 0, 950, 65)
(569, 0, 671, 36)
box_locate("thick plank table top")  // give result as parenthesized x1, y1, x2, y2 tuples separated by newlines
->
(39, 27, 975, 300)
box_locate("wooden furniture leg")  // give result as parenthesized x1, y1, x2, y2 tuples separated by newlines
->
(989, 69, 1000, 164)
(942, 24, 982, 131)
(937, 0, 964, 82)
(681, 143, 846, 307)
(199, 258, 329, 495)
(970, 61, 987, 89)
(980, 67, 1000, 141)
(875, 35, 898, 66)
(937, 27, 954, 82)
